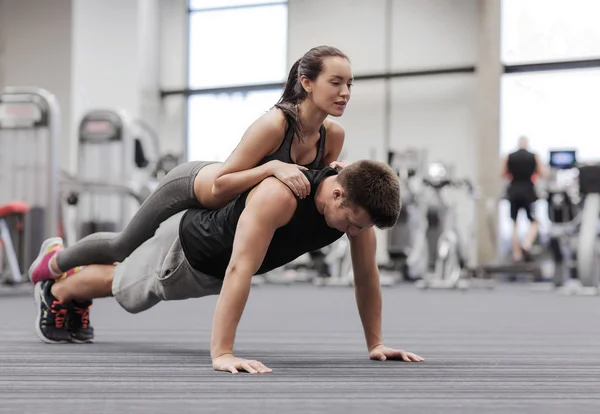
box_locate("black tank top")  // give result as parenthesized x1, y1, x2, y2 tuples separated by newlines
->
(258, 123, 327, 169)
(179, 167, 344, 278)
(508, 149, 536, 184)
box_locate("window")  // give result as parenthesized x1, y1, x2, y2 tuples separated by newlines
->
(500, 68, 600, 162)
(188, 4, 287, 89)
(498, 68, 600, 248)
(502, 0, 600, 64)
(187, 89, 283, 162)
(187, 1, 287, 161)
(189, 0, 284, 11)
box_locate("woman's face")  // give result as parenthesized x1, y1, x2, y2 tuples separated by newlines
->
(303, 56, 353, 117)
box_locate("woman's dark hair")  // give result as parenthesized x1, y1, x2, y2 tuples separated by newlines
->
(274, 45, 349, 142)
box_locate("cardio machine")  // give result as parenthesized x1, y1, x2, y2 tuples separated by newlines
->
(416, 163, 478, 289)
(544, 150, 600, 295)
(574, 162, 600, 294)
(0, 87, 60, 292)
(477, 183, 547, 283)
(382, 148, 429, 283)
(60, 109, 159, 244)
(544, 150, 580, 288)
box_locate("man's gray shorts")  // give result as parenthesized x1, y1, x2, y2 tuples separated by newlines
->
(112, 211, 223, 314)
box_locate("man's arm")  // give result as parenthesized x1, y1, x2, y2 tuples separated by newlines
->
(534, 154, 547, 178)
(210, 178, 296, 364)
(348, 228, 383, 351)
(501, 155, 510, 179)
(349, 228, 425, 363)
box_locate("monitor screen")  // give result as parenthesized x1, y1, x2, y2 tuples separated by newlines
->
(549, 150, 577, 169)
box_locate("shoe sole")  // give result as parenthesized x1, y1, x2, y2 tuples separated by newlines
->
(70, 335, 94, 344)
(28, 237, 63, 284)
(33, 282, 69, 344)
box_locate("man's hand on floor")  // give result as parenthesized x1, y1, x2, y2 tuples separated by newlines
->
(369, 344, 425, 362)
(212, 353, 273, 374)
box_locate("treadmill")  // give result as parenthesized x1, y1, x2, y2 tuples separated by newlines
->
(477, 150, 578, 282)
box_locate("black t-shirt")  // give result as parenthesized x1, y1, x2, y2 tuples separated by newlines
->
(179, 167, 344, 279)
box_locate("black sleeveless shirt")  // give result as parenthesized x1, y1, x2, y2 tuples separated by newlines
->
(258, 123, 328, 169)
(508, 149, 536, 184)
(179, 167, 344, 279)
(507, 149, 538, 200)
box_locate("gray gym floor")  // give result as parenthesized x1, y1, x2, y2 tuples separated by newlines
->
(1, 282, 600, 414)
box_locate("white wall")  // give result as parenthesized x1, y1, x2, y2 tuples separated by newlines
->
(339, 80, 387, 162)
(138, 0, 161, 135)
(71, 0, 162, 166)
(71, 0, 140, 119)
(288, 0, 388, 74)
(0, 0, 5, 89)
(0, 0, 164, 171)
(158, 0, 188, 157)
(0, 0, 73, 165)
(392, 0, 479, 71)
(390, 75, 478, 179)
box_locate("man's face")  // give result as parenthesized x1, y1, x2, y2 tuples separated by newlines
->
(323, 193, 374, 236)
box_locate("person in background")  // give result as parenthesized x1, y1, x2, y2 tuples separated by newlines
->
(501, 136, 547, 261)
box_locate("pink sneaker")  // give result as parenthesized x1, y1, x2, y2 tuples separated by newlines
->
(28, 237, 64, 284)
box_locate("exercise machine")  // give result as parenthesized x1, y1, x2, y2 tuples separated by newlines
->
(544, 150, 580, 289)
(575, 162, 600, 294)
(275, 237, 355, 287)
(61, 109, 158, 244)
(316, 236, 354, 287)
(477, 190, 547, 284)
(382, 148, 429, 283)
(0, 87, 60, 288)
(0, 202, 29, 286)
(416, 163, 478, 289)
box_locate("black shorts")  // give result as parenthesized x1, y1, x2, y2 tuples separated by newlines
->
(508, 185, 537, 222)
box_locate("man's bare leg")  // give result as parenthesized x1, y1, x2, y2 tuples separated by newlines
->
(511, 222, 522, 261)
(523, 221, 538, 251)
(51, 264, 115, 304)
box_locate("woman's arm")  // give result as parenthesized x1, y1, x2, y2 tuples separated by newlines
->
(211, 109, 309, 201)
(501, 155, 510, 179)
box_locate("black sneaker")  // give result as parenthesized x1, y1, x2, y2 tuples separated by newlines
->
(34, 280, 71, 343)
(68, 300, 94, 343)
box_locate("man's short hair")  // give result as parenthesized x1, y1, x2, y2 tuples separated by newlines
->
(337, 160, 401, 228)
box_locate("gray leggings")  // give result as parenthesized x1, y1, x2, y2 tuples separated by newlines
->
(56, 161, 215, 271)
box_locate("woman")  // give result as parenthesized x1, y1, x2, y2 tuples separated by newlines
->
(31, 45, 354, 283)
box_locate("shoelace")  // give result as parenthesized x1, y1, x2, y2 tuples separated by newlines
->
(50, 301, 67, 329)
(74, 306, 91, 329)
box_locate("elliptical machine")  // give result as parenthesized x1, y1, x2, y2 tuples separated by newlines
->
(544, 150, 580, 289)
(382, 148, 429, 283)
(416, 163, 478, 290)
(575, 162, 600, 294)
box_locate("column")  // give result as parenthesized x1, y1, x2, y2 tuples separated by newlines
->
(475, 0, 503, 264)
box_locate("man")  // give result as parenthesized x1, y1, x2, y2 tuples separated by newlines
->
(501, 136, 546, 261)
(32, 160, 424, 374)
